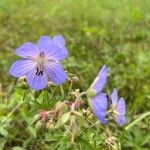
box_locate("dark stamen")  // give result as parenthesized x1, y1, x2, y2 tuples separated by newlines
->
(35, 68, 43, 76)
(35, 68, 39, 75)
(39, 71, 43, 76)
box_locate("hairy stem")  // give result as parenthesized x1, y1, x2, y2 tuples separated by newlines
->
(75, 91, 87, 103)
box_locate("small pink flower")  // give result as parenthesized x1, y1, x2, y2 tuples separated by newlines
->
(39, 110, 49, 122)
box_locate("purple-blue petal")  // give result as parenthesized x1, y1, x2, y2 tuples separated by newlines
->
(26, 69, 48, 90)
(53, 35, 68, 59)
(37, 36, 53, 50)
(15, 42, 40, 58)
(115, 115, 126, 126)
(111, 88, 118, 107)
(116, 97, 126, 115)
(91, 93, 108, 124)
(37, 36, 68, 61)
(90, 65, 108, 94)
(53, 35, 65, 47)
(45, 61, 67, 85)
(9, 59, 36, 77)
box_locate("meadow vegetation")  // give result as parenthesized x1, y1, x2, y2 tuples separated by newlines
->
(0, 0, 150, 149)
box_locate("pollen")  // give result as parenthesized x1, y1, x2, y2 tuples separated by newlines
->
(113, 110, 119, 116)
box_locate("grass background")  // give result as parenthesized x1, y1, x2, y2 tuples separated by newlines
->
(0, 0, 150, 149)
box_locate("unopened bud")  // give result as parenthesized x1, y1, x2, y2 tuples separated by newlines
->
(18, 76, 26, 82)
(69, 76, 79, 83)
(35, 121, 45, 132)
(17, 76, 28, 89)
(46, 120, 54, 130)
(72, 76, 79, 81)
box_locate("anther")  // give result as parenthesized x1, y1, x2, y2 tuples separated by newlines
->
(35, 68, 43, 76)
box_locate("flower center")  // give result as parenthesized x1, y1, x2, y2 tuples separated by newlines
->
(113, 110, 119, 116)
(36, 52, 45, 76)
(112, 105, 119, 116)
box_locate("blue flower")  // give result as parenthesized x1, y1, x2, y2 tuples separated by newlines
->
(89, 65, 108, 124)
(111, 89, 126, 126)
(9, 35, 68, 90)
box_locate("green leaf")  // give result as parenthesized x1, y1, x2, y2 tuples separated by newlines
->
(26, 127, 36, 138)
(29, 114, 39, 126)
(0, 139, 7, 150)
(33, 90, 42, 99)
(0, 127, 9, 137)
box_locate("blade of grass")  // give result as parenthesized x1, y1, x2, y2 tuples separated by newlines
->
(125, 111, 150, 131)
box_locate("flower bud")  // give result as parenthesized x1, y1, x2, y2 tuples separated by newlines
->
(35, 121, 45, 132)
(16, 77, 28, 89)
(68, 76, 79, 84)
(72, 76, 79, 82)
(18, 76, 26, 82)
(46, 120, 54, 130)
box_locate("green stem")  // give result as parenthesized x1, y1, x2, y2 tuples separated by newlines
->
(60, 85, 64, 97)
(125, 111, 150, 131)
(45, 90, 49, 107)
(0, 83, 2, 100)
(68, 81, 73, 95)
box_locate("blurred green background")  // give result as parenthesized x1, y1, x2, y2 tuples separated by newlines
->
(0, 0, 150, 149)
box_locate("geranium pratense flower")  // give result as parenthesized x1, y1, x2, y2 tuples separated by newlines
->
(88, 65, 108, 124)
(111, 89, 126, 126)
(9, 35, 68, 90)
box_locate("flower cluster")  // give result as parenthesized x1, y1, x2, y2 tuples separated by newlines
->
(9, 35, 126, 127)
(87, 65, 126, 126)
